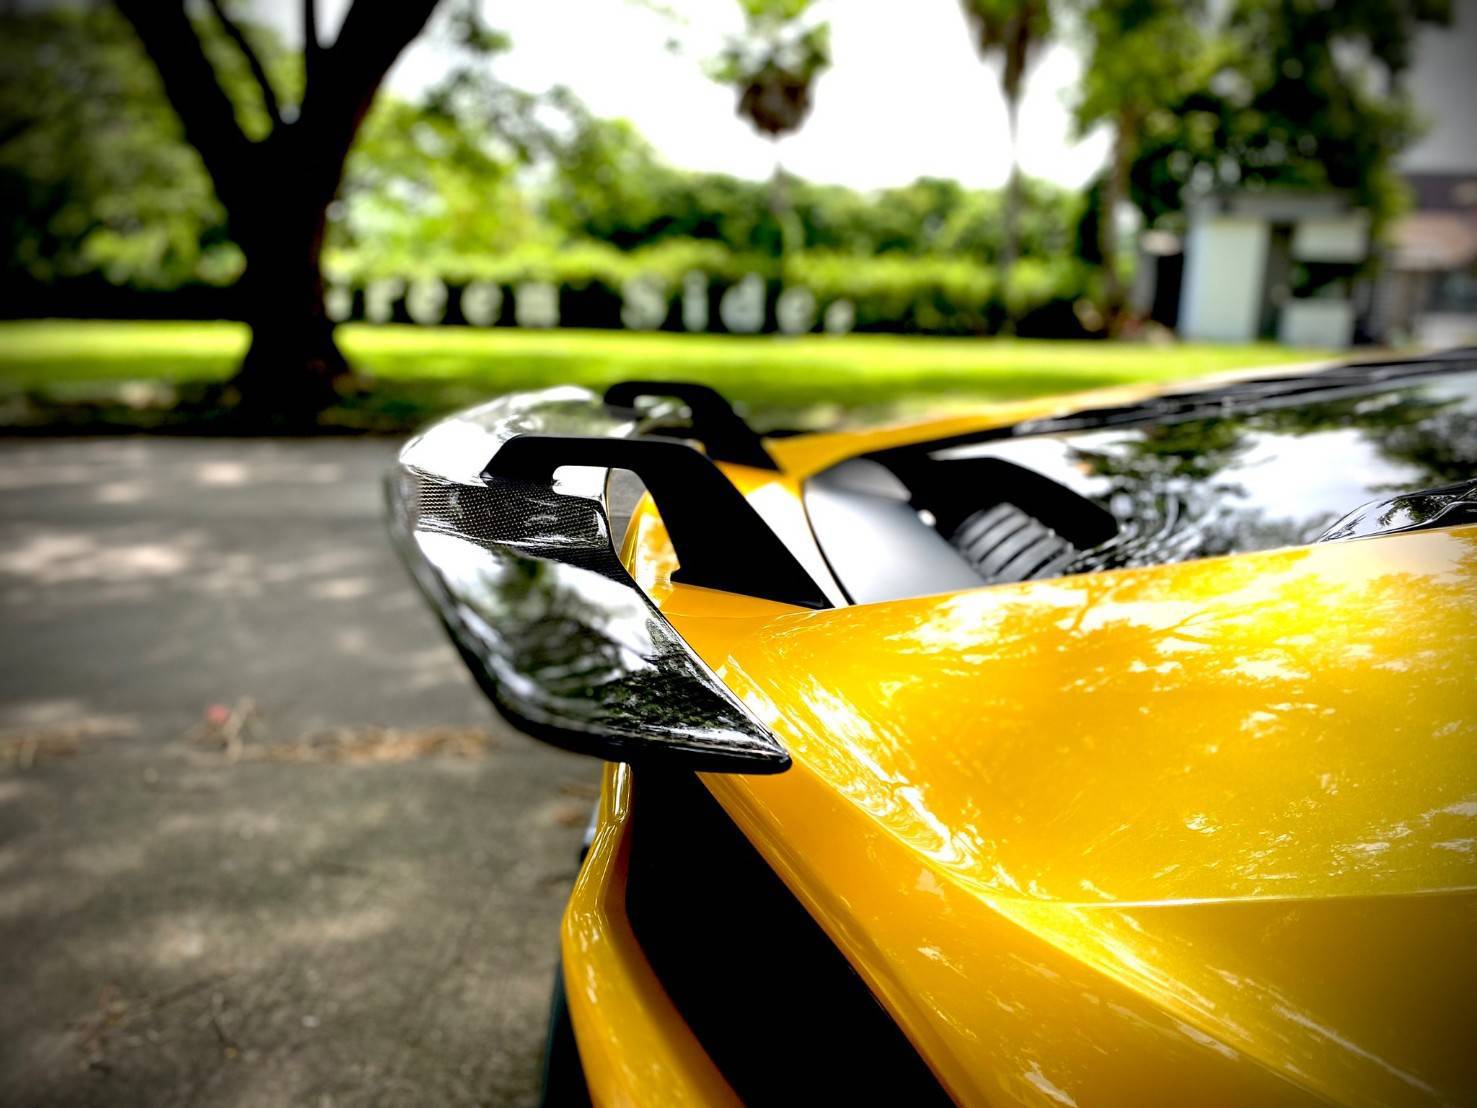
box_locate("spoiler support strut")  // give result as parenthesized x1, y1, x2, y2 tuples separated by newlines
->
(485, 433, 829, 609)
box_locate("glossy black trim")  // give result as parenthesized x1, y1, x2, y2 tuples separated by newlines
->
(1317, 477, 1477, 542)
(868, 352, 1477, 464)
(818, 354, 1477, 596)
(624, 770, 954, 1105)
(538, 954, 593, 1108)
(387, 388, 794, 774)
(603, 380, 778, 470)
(484, 433, 827, 608)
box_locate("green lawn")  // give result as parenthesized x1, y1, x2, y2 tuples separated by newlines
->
(0, 319, 1332, 431)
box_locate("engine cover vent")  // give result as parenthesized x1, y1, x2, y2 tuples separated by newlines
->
(951, 502, 1081, 584)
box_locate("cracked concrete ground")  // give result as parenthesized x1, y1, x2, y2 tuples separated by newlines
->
(0, 437, 599, 1106)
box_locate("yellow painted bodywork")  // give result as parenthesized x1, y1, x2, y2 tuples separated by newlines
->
(561, 762, 739, 1107)
(563, 397, 1477, 1107)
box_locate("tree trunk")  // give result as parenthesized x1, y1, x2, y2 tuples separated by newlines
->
(228, 201, 349, 423)
(1000, 94, 1022, 276)
(113, 0, 441, 425)
(997, 89, 1023, 335)
(770, 157, 800, 257)
(218, 128, 356, 424)
(1099, 104, 1137, 335)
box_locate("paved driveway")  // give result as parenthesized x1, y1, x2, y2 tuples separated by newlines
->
(0, 437, 598, 1106)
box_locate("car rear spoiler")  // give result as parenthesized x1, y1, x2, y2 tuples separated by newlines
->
(386, 384, 826, 774)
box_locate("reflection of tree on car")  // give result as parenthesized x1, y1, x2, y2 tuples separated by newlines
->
(1038, 376, 1477, 571)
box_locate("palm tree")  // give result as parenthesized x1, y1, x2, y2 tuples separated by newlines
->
(960, 0, 1053, 275)
(1073, 0, 1203, 331)
(710, 0, 830, 255)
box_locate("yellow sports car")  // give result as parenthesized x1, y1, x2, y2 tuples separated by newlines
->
(389, 353, 1477, 1107)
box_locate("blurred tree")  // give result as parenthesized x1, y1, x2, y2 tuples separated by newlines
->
(1127, 0, 1451, 237)
(795, 175, 1081, 260)
(417, 6, 564, 167)
(709, 0, 831, 253)
(1072, 0, 1209, 331)
(331, 97, 538, 283)
(711, 0, 831, 141)
(112, 0, 442, 418)
(332, 11, 548, 282)
(545, 110, 822, 256)
(544, 115, 687, 248)
(959, 0, 1054, 278)
(0, 8, 262, 294)
(540, 113, 1084, 264)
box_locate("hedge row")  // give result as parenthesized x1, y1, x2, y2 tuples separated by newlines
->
(323, 242, 1099, 337)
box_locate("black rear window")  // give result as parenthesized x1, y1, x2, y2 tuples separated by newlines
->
(803, 363, 1477, 604)
(934, 367, 1477, 574)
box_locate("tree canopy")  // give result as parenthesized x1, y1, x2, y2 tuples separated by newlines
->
(0, 7, 240, 291)
(709, 0, 831, 140)
(0, 0, 1455, 346)
(1127, 0, 1452, 233)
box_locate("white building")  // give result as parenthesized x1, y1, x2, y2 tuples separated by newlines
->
(1170, 0, 1477, 350)
(1177, 191, 1370, 348)
(1376, 173, 1477, 348)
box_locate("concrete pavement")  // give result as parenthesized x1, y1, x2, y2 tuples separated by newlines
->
(0, 437, 599, 1106)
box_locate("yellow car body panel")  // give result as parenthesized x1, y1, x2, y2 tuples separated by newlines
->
(612, 455, 1477, 1105)
(561, 762, 740, 1108)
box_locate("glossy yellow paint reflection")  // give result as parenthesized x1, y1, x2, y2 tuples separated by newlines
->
(626, 474, 1477, 1105)
(561, 763, 739, 1108)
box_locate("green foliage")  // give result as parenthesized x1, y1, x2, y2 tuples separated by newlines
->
(320, 98, 1096, 337)
(791, 251, 989, 331)
(416, 0, 559, 166)
(1, 6, 1085, 339)
(1071, 0, 1211, 312)
(800, 176, 1084, 260)
(736, 0, 814, 20)
(195, 2, 303, 140)
(439, 0, 514, 57)
(0, 318, 1326, 434)
(786, 252, 1090, 333)
(1072, 0, 1209, 135)
(0, 5, 554, 294)
(961, 0, 1054, 103)
(540, 111, 1085, 264)
(1127, 0, 1452, 232)
(4, 0, 1450, 341)
(0, 7, 240, 288)
(334, 96, 537, 277)
(322, 236, 1093, 338)
(541, 117, 692, 249)
(709, 0, 830, 139)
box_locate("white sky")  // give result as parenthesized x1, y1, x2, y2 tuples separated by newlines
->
(266, 0, 1112, 189)
(436, 0, 1110, 189)
(260, 0, 1475, 189)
